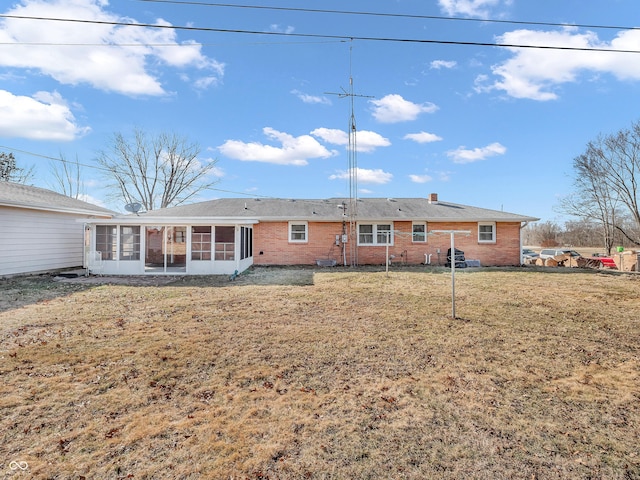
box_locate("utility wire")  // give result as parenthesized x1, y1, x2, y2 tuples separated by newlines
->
(137, 0, 640, 33)
(0, 145, 331, 204)
(2, 144, 376, 208)
(1, 14, 639, 54)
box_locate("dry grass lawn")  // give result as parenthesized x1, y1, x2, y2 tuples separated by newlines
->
(1, 266, 640, 479)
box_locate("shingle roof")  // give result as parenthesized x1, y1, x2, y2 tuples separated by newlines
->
(0, 181, 115, 216)
(138, 197, 538, 222)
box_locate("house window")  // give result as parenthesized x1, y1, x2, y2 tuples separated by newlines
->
(191, 226, 212, 261)
(215, 226, 235, 261)
(289, 222, 308, 242)
(96, 225, 117, 260)
(412, 222, 427, 243)
(478, 222, 496, 243)
(120, 226, 140, 260)
(358, 223, 393, 245)
(241, 226, 253, 260)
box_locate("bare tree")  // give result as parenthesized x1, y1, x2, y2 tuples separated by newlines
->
(524, 221, 562, 247)
(0, 152, 34, 184)
(558, 146, 619, 254)
(97, 129, 219, 211)
(559, 119, 640, 250)
(49, 153, 84, 199)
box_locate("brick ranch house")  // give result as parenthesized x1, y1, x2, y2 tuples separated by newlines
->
(81, 193, 538, 276)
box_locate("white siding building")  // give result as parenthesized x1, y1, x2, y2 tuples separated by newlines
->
(0, 182, 114, 277)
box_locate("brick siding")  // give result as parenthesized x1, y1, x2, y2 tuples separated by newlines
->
(253, 221, 523, 267)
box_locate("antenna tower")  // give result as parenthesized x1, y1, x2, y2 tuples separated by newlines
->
(326, 41, 373, 266)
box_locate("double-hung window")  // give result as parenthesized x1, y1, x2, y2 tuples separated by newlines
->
(478, 222, 496, 243)
(289, 222, 308, 243)
(412, 222, 427, 243)
(358, 223, 393, 245)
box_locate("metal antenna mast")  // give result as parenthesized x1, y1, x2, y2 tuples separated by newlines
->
(326, 41, 373, 266)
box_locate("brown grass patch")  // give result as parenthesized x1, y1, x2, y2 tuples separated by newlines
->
(1, 267, 640, 479)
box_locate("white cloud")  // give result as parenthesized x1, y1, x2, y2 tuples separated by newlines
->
(0, 90, 90, 140)
(0, 0, 224, 96)
(310, 128, 348, 145)
(311, 128, 391, 153)
(329, 168, 393, 185)
(291, 90, 331, 105)
(370, 94, 438, 123)
(217, 127, 337, 166)
(78, 193, 107, 207)
(409, 174, 433, 183)
(269, 24, 295, 34)
(478, 28, 640, 101)
(404, 131, 443, 144)
(210, 166, 225, 178)
(438, 0, 511, 18)
(430, 60, 457, 70)
(447, 142, 506, 164)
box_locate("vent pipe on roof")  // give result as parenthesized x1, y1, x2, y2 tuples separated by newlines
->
(428, 193, 438, 204)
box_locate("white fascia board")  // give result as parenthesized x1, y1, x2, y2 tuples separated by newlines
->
(2, 201, 114, 217)
(425, 216, 539, 223)
(79, 216, 259, 225)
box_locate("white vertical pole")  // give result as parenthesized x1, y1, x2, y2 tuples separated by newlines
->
(385, 231, 390, 277)
(429, 230, 470, 319)
(450, 231, 456, 318)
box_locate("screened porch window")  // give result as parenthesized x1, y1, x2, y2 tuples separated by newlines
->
(215, 226, 235, 261)
(192, 226, 212, 261)
(241, 226, 253, 260)
(120, 226, 141, 260)
(96, 225, 117, 260)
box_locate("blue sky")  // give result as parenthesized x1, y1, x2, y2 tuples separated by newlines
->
(1, 0, 640, 221)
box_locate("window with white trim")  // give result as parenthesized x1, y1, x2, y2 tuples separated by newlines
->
(358, 223, 393, 245)
(289, 221, 308, 243)
(215, 226, 235, 261)
(96, 225, 117, 260)
(412, 222, 427, 243)
(120, 226, 141, 260)
(191, 226, 212, 261)
(478, 222, 496, 243)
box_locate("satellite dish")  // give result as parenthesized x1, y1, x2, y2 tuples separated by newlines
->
(124, 202, 142, 214)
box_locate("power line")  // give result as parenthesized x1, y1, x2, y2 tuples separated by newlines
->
(137, 0, 640, 33)
(1, 13, 639, 54)
(0, 145, 335, 205)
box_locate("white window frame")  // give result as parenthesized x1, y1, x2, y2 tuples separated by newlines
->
(478, 222, 496, 243)
(120, 226, 141, 261)
(288, 221, 308, 243)
(412, 222, 427, 243)
(358, 223, 394, 246)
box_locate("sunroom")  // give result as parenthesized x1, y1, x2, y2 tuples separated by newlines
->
(82, 216, 257, 275)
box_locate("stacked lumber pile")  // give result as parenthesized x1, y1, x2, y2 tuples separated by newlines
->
(527, 251, 639, 271)
(612, 251, 639, 272)
(534, 254, 580, 268)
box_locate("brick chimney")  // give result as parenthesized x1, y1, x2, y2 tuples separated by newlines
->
(428, 193, 438, 204)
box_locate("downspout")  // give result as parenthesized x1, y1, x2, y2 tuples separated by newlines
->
(83, 223, 88, 273)
(520, 221, 530, 264)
